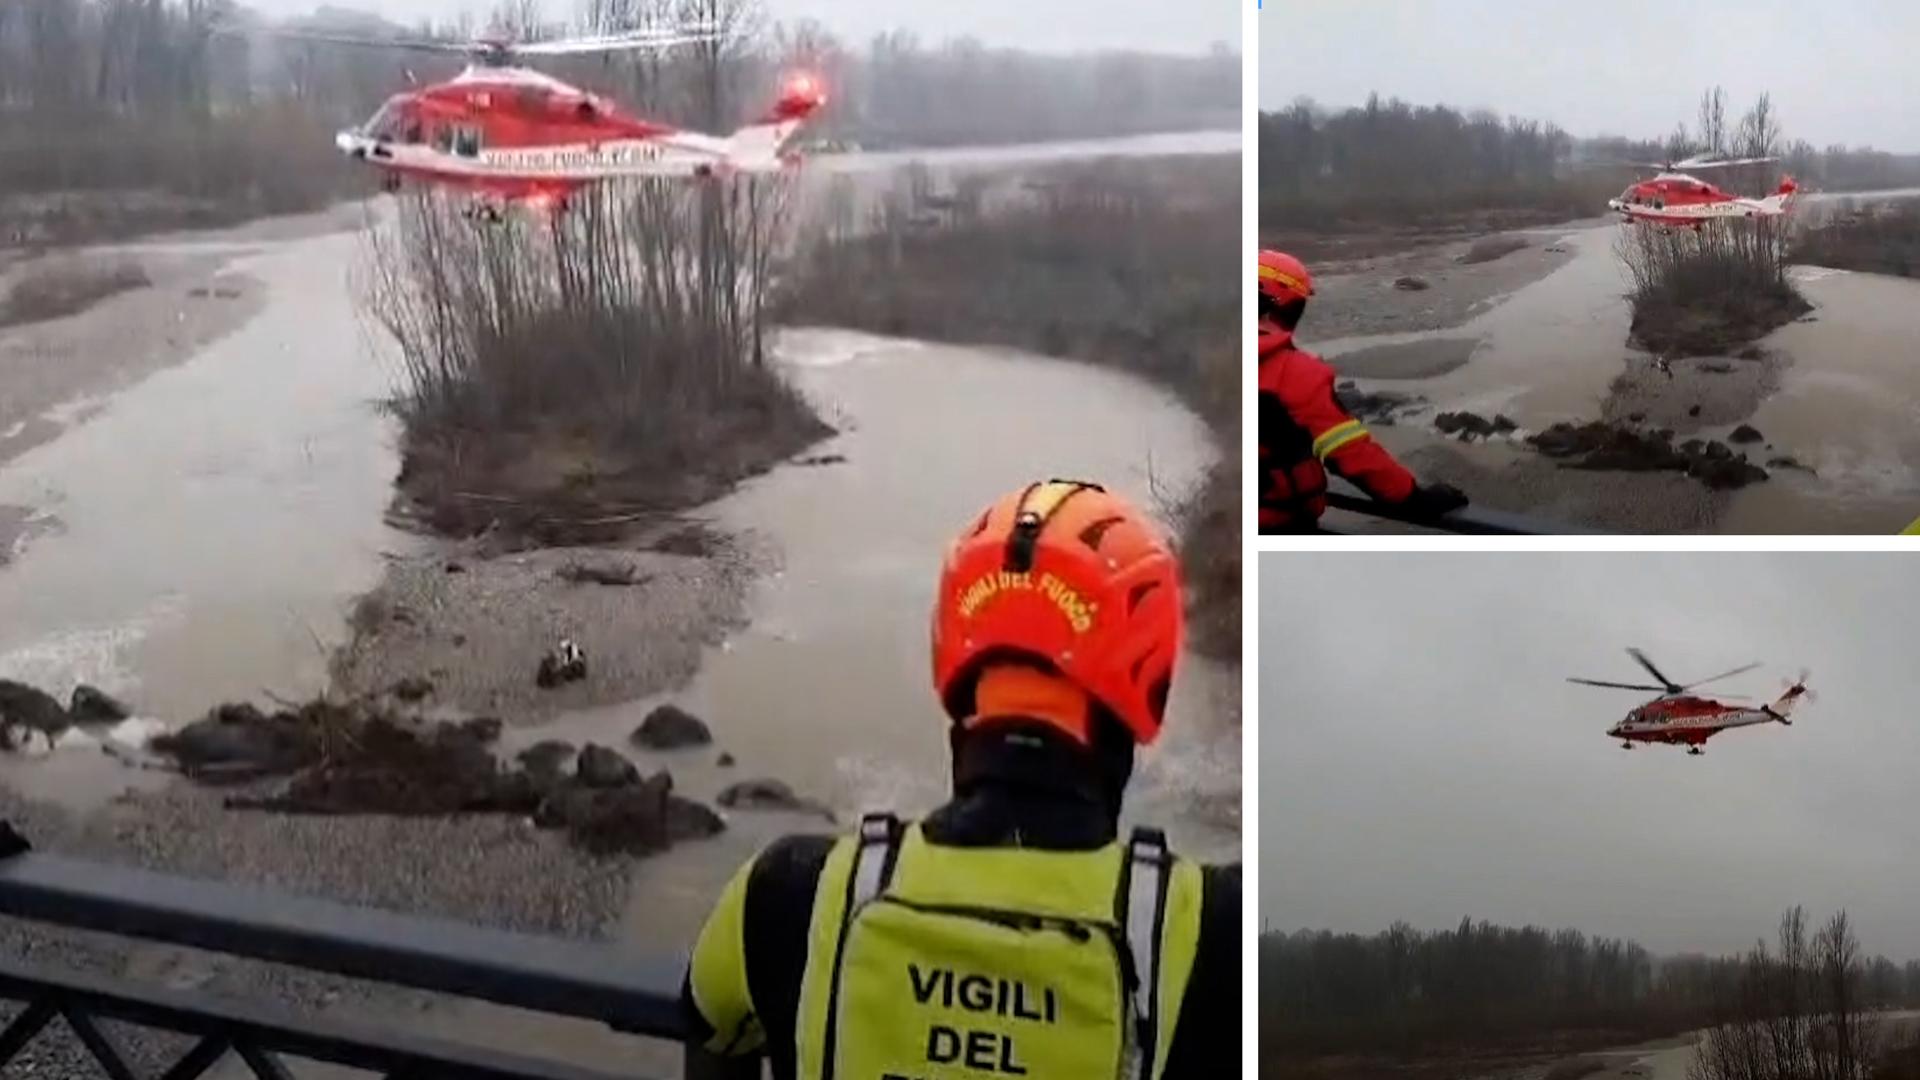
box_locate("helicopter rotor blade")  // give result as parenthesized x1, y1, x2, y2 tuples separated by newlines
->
(517, 25, 721, 55)
(1679, 661, 1762, 692)
(226, 25, 471, 55)
(1568, 677, 1670, 692)
(1673, 155, 1780, 170)
(1626, 648, 1681, 692)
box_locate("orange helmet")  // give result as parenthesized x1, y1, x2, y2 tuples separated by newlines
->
(932, 480, 1183, 746)
(1259, 249, 1314, 306)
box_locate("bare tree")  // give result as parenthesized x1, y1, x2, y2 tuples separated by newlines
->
(1699, 86, 1728, 158)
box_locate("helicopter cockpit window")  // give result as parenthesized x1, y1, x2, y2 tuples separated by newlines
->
(453, 126, 483, 158)
(362, 100, 405, 141)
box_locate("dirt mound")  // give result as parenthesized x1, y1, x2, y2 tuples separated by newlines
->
(1528, 421, 1769, 490)
(153, 696, 727, 858)
(1627, 290, 1812, 357)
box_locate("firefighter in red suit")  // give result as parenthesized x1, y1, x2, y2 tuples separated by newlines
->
(1257, 249, 1469, 532)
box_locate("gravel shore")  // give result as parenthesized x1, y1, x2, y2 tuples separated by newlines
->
(0, 776, 642, 1077)
(330, 526, 759, 724)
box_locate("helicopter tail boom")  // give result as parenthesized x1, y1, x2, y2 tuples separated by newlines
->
(1764, 678, 1812, 722)
(720, 74, 827, 171)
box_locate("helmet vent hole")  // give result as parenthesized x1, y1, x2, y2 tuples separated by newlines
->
(1126, 580, 1161, 613)
(967, 511, 991, 537)
(1077, 515, 1124, 550)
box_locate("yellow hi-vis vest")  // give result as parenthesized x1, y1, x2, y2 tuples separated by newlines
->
(793, 814, 1203, 1080)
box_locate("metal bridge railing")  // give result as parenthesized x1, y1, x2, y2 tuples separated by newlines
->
(0, 839, 694, 1080)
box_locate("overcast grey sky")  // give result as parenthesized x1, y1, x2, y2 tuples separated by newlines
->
(1262, 0, 1920, 151)
(255, 0, 1237, 54)
(1262, 553, 1920, 960)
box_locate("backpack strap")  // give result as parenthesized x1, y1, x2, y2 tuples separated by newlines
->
(1118, 827, 1172, 1080)
(820, 813, 905, 1080)
(847, 812, 904, 910)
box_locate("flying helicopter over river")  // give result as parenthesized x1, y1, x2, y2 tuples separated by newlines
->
(254, 20, 827, 216)
(1606, 154, 1799, 227)
(1569, 647, 1813, 755)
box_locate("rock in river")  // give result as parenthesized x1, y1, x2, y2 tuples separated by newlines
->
(517, 740, 575, 778)
(68, 684, 131, 725)
(576, 743, 640, 788)
(717, 779, 837, 823)
(0, 680, 69, 735)
(631, 704, 712, 749)
(537, 772, 725, 856)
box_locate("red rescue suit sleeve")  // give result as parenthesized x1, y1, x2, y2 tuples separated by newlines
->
(1273, 348, 1418, 504)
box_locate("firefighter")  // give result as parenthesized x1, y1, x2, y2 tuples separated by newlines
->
(1258, 249, 1470, 532)
(680, 480, 1238, 1080)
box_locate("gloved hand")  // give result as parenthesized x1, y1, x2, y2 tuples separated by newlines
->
(1400, 482, 1469, 520)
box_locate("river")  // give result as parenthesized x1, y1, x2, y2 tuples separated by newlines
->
(1311, 194, 1920, 533)
(0, 131, 1238, 1069)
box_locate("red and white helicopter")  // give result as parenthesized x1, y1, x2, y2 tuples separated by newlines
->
(1607, 155, 1800, 227)
(272, 22, 826, 213)
(1568, 647, 1813, 755)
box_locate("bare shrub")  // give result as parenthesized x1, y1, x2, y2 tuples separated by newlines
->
(1689, 908, 1884, 1080)
(1794, 198, 1920, 278)
(359, 175, 826, 542)
(1614, 217, 1809, 356)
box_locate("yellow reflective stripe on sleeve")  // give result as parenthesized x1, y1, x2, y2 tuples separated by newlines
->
(1258, 264, 1307, 294)
(1312, 419, 1370, 460)
(1902, 515, 1920, 535)
(688, 854, 766, 1056)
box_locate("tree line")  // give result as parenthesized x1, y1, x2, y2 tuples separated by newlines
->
(1262, 909, 1920, 1061)
(1262, 88, 1920, 232)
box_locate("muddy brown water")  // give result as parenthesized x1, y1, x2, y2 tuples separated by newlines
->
(0, 134, 1240, 1070)
(1315, 194, 1920, 533)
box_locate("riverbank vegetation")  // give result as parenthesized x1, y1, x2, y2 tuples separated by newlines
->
(1263, 908, 1920, 1080)
(0, 256, 149, 328)
(1260, 87, 1920, 265)
(1794, 198, 1920, 279)
(0, 0, 372, 245)
(775, 155, 1241, 660)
